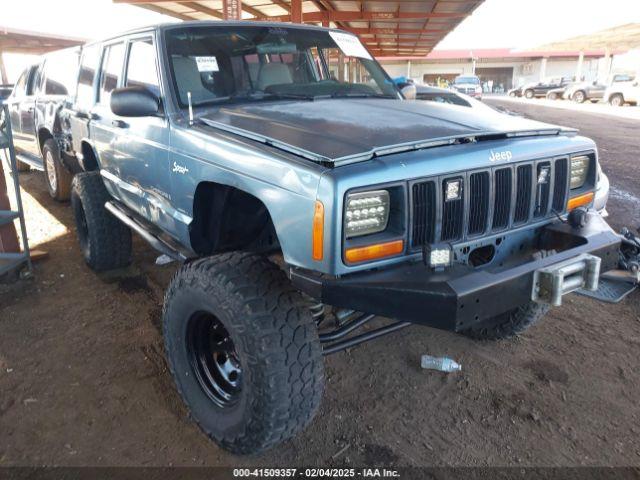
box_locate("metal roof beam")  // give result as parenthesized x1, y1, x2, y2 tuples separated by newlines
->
(255, 11, 468, 22)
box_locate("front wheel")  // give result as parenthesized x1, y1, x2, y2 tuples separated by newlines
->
(547, 92, 558, 100)
(609, 94, 624, 107)
(163, 253, 325, 455)
(524, 89, 535, 99)
(461, 302, 550, 340)
(71, 171, 132, 271)
(573, 91, 586, 103)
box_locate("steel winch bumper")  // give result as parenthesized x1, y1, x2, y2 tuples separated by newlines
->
(291, 212, 621, 332)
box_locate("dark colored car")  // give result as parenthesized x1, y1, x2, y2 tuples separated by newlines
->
(508, 86, 523, 97)
(4, 47, 82, 200)
(523, 77, 572, 99)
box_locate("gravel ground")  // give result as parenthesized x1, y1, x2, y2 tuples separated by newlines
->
(1, 102, 639, 468)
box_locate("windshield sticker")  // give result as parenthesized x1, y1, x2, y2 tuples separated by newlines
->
(195, 56, 219, 72)
(329, 32, 372, 61)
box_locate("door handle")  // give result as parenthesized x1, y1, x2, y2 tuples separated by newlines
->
(112, 119, 128, 129)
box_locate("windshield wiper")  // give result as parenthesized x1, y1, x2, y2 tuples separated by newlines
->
(329, 92, 397, 99)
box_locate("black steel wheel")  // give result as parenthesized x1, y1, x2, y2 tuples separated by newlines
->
(163, 253, 324, 455)
(71, 172, 132, 271)
(187, 311, 242, 408)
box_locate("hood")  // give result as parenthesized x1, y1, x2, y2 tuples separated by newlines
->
(198, 98, 574, 166)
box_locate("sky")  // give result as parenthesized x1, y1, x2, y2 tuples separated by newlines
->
(2, 0, 640, 80)
(437, 0, 640, 50)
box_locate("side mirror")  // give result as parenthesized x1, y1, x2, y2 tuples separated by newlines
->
(110, 86, 160, 117)
(401, 84, 417, 100)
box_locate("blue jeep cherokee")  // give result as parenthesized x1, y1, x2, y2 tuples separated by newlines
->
(64, 21, 620, 454)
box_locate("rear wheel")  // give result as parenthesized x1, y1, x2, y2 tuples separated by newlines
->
(610, 94, 624, 107)
(163, 253, 324, 454)
(461, 302, 550, 340)
(71, 171, 131, 271)
(43, 139, 72, 201)
(524, 89, 535, 99)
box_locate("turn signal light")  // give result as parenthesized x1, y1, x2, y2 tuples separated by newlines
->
(345, 239, 404, 264)
(312, 201, 324, 261)
(567, 192, 594, 211)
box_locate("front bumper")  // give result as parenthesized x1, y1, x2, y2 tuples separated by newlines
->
(291, 213, 620, 332)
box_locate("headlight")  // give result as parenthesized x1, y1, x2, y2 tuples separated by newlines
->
(345, 190, 390, 238)
(570, 155, 590, 189)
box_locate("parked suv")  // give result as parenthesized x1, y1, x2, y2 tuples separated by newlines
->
(65, 22, 620, 454)
(451, 75, 482, 99)
(604, 76, 639, 106)
(4, 47, 82, 200)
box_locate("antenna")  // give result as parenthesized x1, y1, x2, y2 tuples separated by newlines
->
(187, 91, 194, 126)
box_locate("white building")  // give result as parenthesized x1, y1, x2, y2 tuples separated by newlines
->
(378, 48, 627, 91)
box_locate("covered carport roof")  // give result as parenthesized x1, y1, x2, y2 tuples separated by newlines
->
(0, 26, 86, 84)
(114, 0, 484, 57)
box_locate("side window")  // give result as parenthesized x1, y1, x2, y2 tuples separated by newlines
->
(76, 44, 101, 110)
(12, 69, 29, 97)
(125, 39, 160, 96)
(98, 42, 125, 106)
(43, 49, 80, 96)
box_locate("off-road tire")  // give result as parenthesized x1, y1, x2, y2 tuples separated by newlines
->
(162, 253, 325, 455)
(524, 89, 535, 99)
(461, 302, 550, 341)
(43, 139, 72, 201)
(71, 171, 131, 271)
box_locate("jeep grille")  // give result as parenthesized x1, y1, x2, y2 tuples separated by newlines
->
(410, 157, 570, 248)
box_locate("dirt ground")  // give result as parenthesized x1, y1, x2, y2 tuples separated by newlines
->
(1, 100, 640, 467)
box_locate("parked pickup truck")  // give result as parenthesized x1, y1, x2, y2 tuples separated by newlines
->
(4, 47, 82, 200)
(64, 21, 620, 454)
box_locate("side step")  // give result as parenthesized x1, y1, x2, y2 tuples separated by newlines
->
(15, 153, 44, 171)
(104, 201, 189, 262)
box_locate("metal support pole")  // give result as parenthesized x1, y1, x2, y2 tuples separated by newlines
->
(575, 51, 584, 82)
(222, 0, 242, 20)
(0, 52, 8, 85)
(291, 0, 302, 23)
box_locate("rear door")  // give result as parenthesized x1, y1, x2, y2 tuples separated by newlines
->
(6, 68, 30, 149)
(90, 41, 126, 178)
(110, 34, 171, 222)
(18, 62, 42, 156)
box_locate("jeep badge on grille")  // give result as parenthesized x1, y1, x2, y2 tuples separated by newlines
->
(489, 150, 513, 162)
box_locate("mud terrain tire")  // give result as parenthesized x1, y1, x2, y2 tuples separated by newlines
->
(461, 302, 550, 340)
(163, 253, 324, 455)
(71, 171, 132, 271)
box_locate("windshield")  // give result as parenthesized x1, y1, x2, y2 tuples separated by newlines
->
(454, 76, 480, 85)
(164, 26, 399, 108)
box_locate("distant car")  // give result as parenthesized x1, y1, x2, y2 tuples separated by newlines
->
(603, 76, 639, 106)
(522, 78, 572, 99)
(508, 86, 523, 97)
(415, 85, 472, 107)
(564, 81, 608, 103)
(451, 75, 482, 99)
(546, 85, 574, 100)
